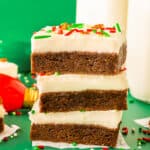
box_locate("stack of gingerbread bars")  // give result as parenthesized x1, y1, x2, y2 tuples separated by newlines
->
(30, 23, 128, 147)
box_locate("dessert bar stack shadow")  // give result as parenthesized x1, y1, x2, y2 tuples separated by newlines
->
(30, 23, 128, 147)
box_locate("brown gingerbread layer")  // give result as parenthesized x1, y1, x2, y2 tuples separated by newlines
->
(30, 123, 120, 147)
(40, 89, 128, 112)
(31, 43, 126, 74)
(0, 118, 4, 133)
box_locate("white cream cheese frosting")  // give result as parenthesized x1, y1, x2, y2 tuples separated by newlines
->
(0, 62, 18, 78)
(29, 100, 122, 129)
(32, 24, 126, 53)
(37, 71, 128, 93)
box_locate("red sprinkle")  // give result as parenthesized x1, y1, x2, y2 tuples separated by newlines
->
(142, 137, 150, 142)
(102, 148, 109, 150)
(15, 111, 22, 116)
(31, 74, 36, 79)
(52, 26, 56, 31)
(96, 31, 102, 35)
(86, 29, 92, 32)
(142, 129, 150, 135)
(39, 72, 45, 76)
(122, 127, 128, 135)
(38, 145, 45, 149)
(65, 29, 77, 36)
(3, 137, 8, 142)
(57, 29, 63, 34)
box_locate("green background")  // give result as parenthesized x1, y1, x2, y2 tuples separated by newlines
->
(0, 0, 76, 72)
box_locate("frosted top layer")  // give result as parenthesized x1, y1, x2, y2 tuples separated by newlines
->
(32, 23, 125, 53)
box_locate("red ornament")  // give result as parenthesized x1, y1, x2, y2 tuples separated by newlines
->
(0, 74, 26, 112)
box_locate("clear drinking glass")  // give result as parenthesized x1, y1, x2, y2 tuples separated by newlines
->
(127, 0, 150, 103)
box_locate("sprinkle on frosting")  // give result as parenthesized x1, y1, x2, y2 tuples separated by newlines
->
(33, 22, 122, 39)
(116, 23, 122, 32)
(34, 35, 51, 39)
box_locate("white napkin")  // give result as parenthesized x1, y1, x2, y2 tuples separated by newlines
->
(135, 117, 150, 128)
(33, 133, 130, 149)
(0, 124, 20, 140)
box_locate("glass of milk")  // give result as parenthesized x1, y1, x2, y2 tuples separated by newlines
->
(127, 0, 150, 103)
(77, 0, 128, 31)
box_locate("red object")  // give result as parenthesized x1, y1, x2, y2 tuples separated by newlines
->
(142, 129, 150, 135)
(39, 72, 45, 76)
(3, 137, 8, 142)
(57, 29, 63, 34)
(96, 31, 102, 35)
(102, 148, 109, 150)
(38, 145, 45, 149)
(15, 111, 22, 116)
(52, 26, 56, 31)
(86, 29, 92, 32)
(122, 127, 128, 135)
(142, 137, 150, 142)
(65, 29, 76, 36)
(0, 74, 26, 112)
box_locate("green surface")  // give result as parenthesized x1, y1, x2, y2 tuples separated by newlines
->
(1, 92, 150, 149)
(0, 0, 76, 72)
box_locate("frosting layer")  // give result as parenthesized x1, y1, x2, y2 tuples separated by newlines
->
(32, 24, 125, 53)
(37, 71, 128, 93)
(29, 100, 122, 129)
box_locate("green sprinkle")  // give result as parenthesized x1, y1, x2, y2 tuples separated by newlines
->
(68, 23, 84, 30)
(129, 99, 135, 103)
(137, 141, 142, 146)
(34, 35, 51, 39)
(72, 141, 77, 146)
(10, 135, 14, 139)
(141, 140, 146, 144)
(71, 23, 84, 28)
(46, 30, 52, 33)
(92, 29, 97, 33)
(116, 23, 122, 32)
(80, 109, 86, 112)
(139, 128, 142, 133)
(54, 72, 61, 76)
(101, 30, 110, 37)
(33, 146, 40, 150)
(31, 110, 35, 114)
